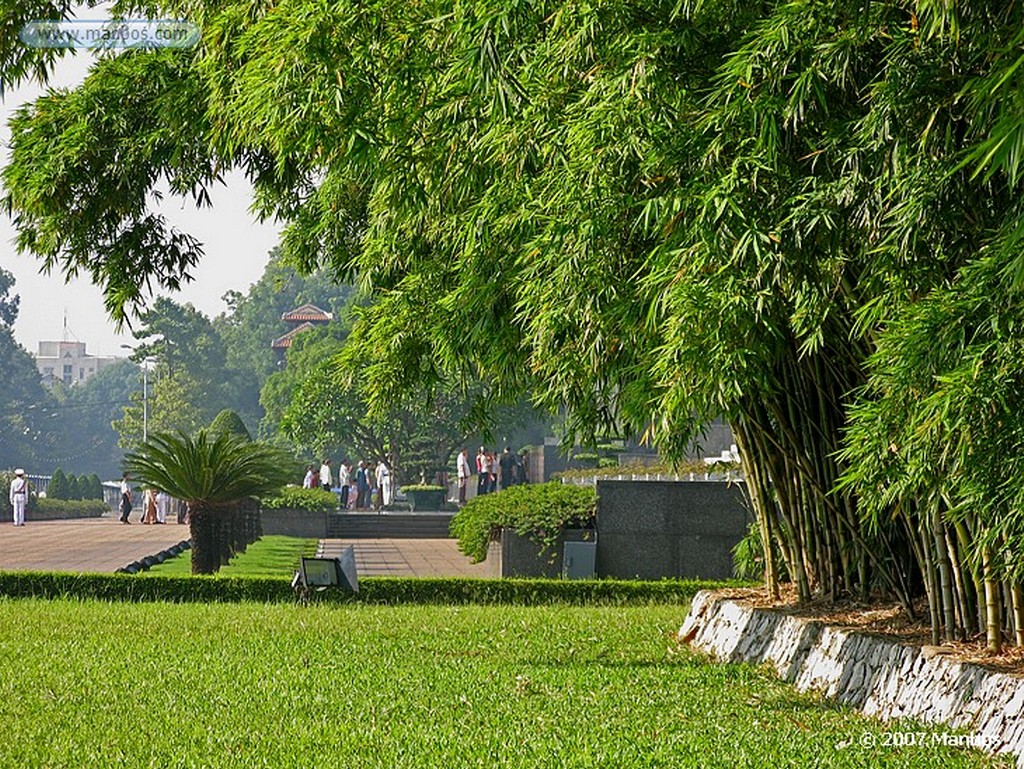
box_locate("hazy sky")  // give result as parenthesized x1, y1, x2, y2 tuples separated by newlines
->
(1, 37, 281, 358)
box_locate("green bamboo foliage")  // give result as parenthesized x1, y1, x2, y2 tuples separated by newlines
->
(4, 0, 1024, 645)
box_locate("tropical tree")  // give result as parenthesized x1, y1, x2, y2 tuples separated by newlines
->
(123, 430, 296, 573)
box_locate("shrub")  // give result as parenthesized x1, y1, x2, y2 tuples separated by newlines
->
(449, 482, 597, 563)
(34, 498, 108, 516)
(400, 484, 445, 493)
(86, 474, 104, 500)
(209, 409, 252, 441)
(66, 474, 82, 500)
(261, 486, 337, 512)
(47, 468, 69, 500)
(0, 572, 722, 605)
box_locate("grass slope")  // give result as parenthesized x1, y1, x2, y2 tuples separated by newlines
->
(145, 535, 317, 577)
(0, 600, 1006, 768)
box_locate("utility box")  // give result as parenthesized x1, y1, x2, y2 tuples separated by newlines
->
(562, 540, 597, 579)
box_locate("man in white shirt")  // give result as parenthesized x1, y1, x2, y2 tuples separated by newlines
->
(319, 459, 333, 491)
(9, 469, 28, 526)
(375, 460, 392, 508)
(457, 448, 471, 506)
(337, 461, 351, 508)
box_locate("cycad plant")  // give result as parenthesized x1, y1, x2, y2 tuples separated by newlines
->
(124, 430, 296, 573)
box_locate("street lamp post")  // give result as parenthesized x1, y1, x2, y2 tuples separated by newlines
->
(121, 344, 155, 444)
(142, 362, 148, 442)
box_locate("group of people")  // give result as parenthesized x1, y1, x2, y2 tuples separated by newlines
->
(456, 446, 528, 505)
(118, 474, 177, 524)
(303, 458, 393, 511)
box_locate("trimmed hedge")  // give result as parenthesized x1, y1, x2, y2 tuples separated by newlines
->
(0, 572, 736, 605)
(34, 498, 109, 517)
(450, 482, 597, 563)
(261, 486, 337, 512)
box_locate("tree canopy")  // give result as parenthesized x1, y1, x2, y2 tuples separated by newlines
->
(6, 0, 1024, 648)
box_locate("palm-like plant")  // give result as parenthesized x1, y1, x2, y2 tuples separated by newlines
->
(124, 430, 297, 573)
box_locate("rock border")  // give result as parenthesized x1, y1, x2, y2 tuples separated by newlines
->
(679, 590, 1024, 767)
(116, 540, 191, 574)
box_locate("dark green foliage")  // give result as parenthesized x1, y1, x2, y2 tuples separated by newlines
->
(0, 572, 721, 606)
(86, 474, 104, 500)
(65, 474, 81, 500)
(209, 409, 252, 442)
(46, 468, 68, 500)
(33, 498, 108, 517)
(450, 483, 597, 563)
(261, 486, 337, 512)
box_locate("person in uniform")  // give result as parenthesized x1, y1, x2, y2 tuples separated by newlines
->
(9, 469, 28, 526)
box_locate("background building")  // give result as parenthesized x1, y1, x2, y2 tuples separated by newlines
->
(35, 341, 118, 387)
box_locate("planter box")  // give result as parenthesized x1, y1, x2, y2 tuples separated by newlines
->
(486, 528, 595, 579)
(260, 508, 327, 538)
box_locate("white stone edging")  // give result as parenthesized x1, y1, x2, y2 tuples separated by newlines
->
(679, 590, 1024, 767)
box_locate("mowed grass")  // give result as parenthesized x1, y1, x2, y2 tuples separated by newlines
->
(0, 600, 1007, 768)
(146, 535, 317, 577)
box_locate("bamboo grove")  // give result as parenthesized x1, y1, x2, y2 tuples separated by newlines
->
(5, 0, 1024, 649)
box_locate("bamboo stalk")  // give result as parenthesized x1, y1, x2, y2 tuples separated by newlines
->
(930, 501, 956, 643)
(1012, 583, 1024, 647)
(983, 545, 1002, 654)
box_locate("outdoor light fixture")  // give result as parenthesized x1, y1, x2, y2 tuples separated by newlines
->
(292, 546, 359, 599)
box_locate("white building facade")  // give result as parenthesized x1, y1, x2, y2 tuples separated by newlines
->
(35, 341, 118, 387)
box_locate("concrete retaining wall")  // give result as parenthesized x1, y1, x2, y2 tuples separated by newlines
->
(260, 509, 327, 538)
(680, 590, 1024, 767)
(596, 481, 749, 580)
(486, 528, 595, 578)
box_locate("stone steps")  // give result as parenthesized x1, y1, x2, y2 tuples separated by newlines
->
(326, 512, 454, 539)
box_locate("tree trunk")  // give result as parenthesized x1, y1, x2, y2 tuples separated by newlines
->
(189, 503, 222, 575)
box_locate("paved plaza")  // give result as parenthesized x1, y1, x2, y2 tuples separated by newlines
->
(0, 513, 490, 577)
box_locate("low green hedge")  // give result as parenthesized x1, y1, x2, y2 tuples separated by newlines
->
(401, 484, 445, 493)
(261, 486, 337, 512)
(0, 572, 732, 605)
(449, 482, 597, 563)
(34, 498, 109, 516)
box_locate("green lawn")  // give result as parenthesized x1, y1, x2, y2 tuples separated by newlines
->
(145, 535, 317, 577)
(0, 600, 1006, 768)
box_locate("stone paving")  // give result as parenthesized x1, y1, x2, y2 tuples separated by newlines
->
(0, 513, 190, 573)
(0, 513, 492, 577)
(317, 538, 491, 578)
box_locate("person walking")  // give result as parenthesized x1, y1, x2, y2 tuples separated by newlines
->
(337, 461, 350, 509)
(118, 474, 133, 524)
(141, 487, 158, 524)
(456, 448, 471, 506)
(156, 490, 170, 524)
(9, 469, 28, 526)
(302, 465, 316, 489)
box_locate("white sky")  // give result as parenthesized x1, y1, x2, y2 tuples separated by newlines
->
(0, 16, 280, 357)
